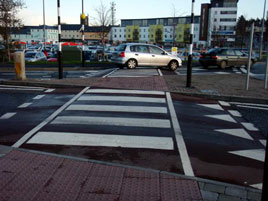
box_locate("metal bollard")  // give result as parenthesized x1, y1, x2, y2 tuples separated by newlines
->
(14, 52, 26, 80)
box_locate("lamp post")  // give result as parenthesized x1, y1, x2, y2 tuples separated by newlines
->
(186, 0, 195, 87)
(260, 0, 266, 61)
(81, 0, 86, 67)
(57, 0, 62, 79)
(43, 0, 46, 50)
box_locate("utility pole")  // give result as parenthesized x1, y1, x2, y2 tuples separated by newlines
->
(111, 2, 116, 26)
(186, 0, 195, 88)
(57, 0, 63, 79)
(81, 0, 86, 67)
(245, 22, 254, 90)
(260, 0, 266, 60)
(43, 0, 46, 51)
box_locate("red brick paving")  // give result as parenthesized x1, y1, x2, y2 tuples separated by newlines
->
(0, 150, 202, 201)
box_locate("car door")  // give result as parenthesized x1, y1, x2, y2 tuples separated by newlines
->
(149, 46, 169, 66)
(225, 49, 236, 66)
(133, 45, 151, 66)
(235, 50, 247, 66)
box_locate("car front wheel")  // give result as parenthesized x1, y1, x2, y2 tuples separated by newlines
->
(220, 61, 227, 69)
(127, 59, 137, 69)
(169, 60, 178, 71)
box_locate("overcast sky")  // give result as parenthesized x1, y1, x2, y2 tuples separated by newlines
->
(19, 0, 267, 26)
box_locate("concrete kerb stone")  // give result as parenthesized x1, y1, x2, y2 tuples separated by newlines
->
(0, 145, 14, 158)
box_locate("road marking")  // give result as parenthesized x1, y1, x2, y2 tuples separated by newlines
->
(229, 102, 268, 108)
(218, 101, 230, 106)
(18, 103, 32, 108)
(250, 183, 263, 190)
(33, 95, 46, 100)
(166, 92, 194, 177)
(67, 105, 168, 114)
(229, 149, 265, 162)
(0, 85, 45, 90)
(236, 105, 268, 111)
(198, 104, 224, 111)
(215, 129, 253, 140)
(12, 87, 90, 148)
(214, 72, 230, 75)
(0, 113, 16, 120)
(228, 110, 242, 117)
(45, 89, 55, 93)
(260, 140, 266, 147)
(51, 116, 171, 128)
(86, 89, 165, 95)
(103, 68, 119, 78)
(205, 114, 236, 123)
(27, 131, 174, 150)
(241, 122, 259, 131)
(158, 69, 163, 76)
(78, 95, 166, 103)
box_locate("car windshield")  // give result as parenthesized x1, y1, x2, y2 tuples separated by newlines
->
(115, 44, 126, 52)
(25, 53, 36, 58)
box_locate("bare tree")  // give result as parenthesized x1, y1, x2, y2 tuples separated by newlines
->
(0, 0, 25, 61)
(92, 0, 111, 60)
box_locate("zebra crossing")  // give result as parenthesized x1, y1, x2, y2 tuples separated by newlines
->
(176, 67, 244, 75)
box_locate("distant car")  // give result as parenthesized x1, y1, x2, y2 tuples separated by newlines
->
(199, 48, 255, 69)
(178, 52, 201, 61)
(25, 51, 47, 62)
(111, 43, 182, 71)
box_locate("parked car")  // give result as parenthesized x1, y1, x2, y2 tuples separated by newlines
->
(199, 48, 255, 69)
(111, 43, 182, 71)
(24, 51, 47, 62)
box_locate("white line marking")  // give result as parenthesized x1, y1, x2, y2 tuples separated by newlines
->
(228, 110, 242, 117)
(241, 122, 259, 131)
(78, 95, 166, 103)
(250, 183, 263, 190)
(236, 105, 268, 111)
(218, 101, 230, 106)
(166, 92, 194, 177)
(0, 85, 45, 90)
(0, 88, 44, 91)
(158, 69, 163, 76)
(229, 102, 268, 108)
(18, 103, 32, 108)
(27, 131, 174, 150)
(86, 89, 165, 95)
(103, 68, 119, 78)
(205, 114, 237, 123)
(12, 87, 90, 148)
(229, 149, 265, 162)
(0, 113, 16, 120)
(215, 129, 253, 140)
(67, 105, 168, 114)
(33, 95, 45, 100)
(198, 104, 224, 111)
(214, 72, 230, 75)
(51, 116, 171, 128)
(260, 140, 266, 147)
(45, 89, 55, 93)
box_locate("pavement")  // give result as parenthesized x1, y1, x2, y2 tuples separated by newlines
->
(0, 64, 266, 201)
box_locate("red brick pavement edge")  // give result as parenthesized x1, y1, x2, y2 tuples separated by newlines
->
(0, 150, 202, 201)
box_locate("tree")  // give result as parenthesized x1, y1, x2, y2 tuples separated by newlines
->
(236, 15, 247, 48)
(0, 0, 25, 61)
(155, 28, 163, 44)
(92, 0, 111, 60)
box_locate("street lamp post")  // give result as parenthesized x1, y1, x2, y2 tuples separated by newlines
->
(43, 0, 46, 51)
(81, 0, 86, 67)
(260, 0, 266, 61)
(186, 0, 195, 87)
(57, 0, 63, 79)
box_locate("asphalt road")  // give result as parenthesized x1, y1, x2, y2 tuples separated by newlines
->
(0, 84, 266, 189)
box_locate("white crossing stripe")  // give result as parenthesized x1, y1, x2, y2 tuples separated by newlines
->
(45, 89, 55, 93)
(27, 132, 174, 150)
(198, 104, 224, 111)
(78, 95, 166, 103)
(0, 113, 16, 119)
(260, 140, 266, 147)
(218, 101, 230, 106)
(229, 149, 265, 162)
(205, 114, 236, 123)
(18, 103, 32, 108)
(250, 183, 263, 190)
(236, 105, 268, 111)
(215, 129, 253, 140)
(67, 105, 168, 114)
(33, 95, 45, 100)
(228, 110, 242, 117)
(229, 102, 268, 108)
(51, 116, 171, 128)
(241, 122, 259, 131)
(86, 89, 165, 95)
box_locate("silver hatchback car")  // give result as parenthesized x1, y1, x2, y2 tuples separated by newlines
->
(111, 43, 182, 71)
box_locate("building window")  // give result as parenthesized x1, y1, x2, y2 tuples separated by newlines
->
(220, 18, 236, 22)
(214, 18, 217, 22)
(114, 35, 117, 38)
